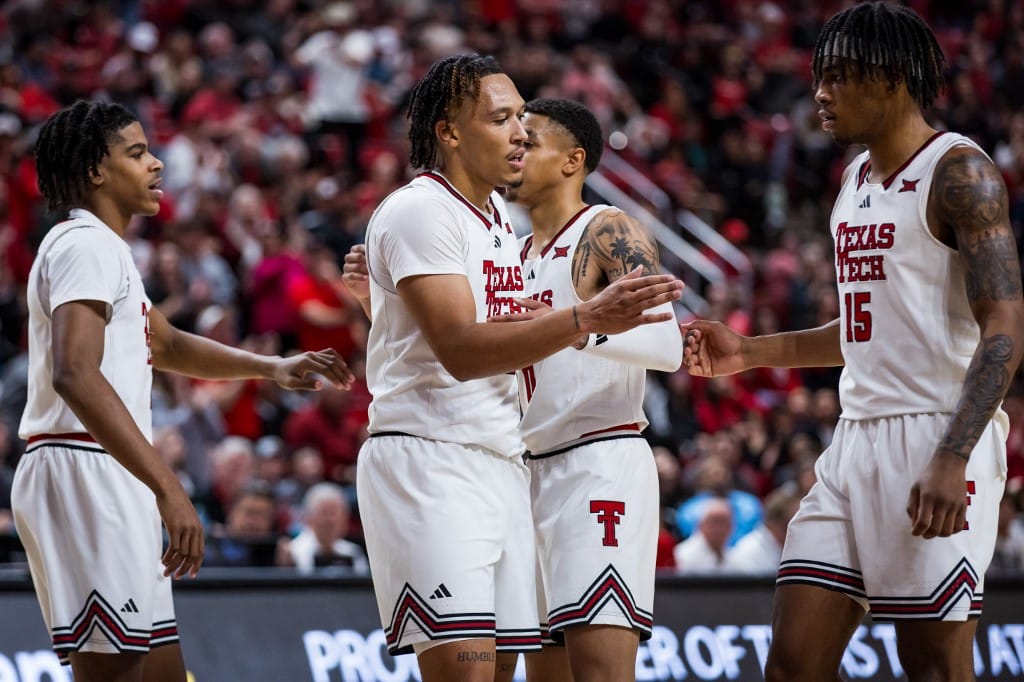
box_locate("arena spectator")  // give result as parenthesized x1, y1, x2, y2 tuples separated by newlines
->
(277, 482, 367, 574)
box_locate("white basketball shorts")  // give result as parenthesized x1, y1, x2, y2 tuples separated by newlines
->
(356, 434, 541, 655)
(11, 434, 178, 663)
(779, 412, 1007, 621)
(529, 435, 657, 642)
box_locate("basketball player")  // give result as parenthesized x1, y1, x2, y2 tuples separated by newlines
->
(344, 55, 681, 682)
(12, 100, 353, 682)
(682, 4, 1024, 680)
(494, 98, 681, 681)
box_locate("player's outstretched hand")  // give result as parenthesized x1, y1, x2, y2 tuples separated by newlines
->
(342, 244, 370, 304)
(272, 348, 354, 391)
(489, 297, 589, 349)
(575, 267, 682, 334)
(157, 488, 205, 579)
(680, 319, 747, 377)
(907, 451, 968, 539)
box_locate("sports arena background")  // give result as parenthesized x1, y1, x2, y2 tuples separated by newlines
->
(0, 1, 1023, 680)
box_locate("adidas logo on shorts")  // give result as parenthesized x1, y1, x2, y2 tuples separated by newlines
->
(428, 583, 452, 600)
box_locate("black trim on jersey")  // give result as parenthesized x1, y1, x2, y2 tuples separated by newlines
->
(525, 433, 644, 460)
(856, 161, 871, 189)
(419, 171, 501, 231)
(25, 442, 106, 456)
(538, 205, 591, 258)
(367, 431, 417, 439)
(858, 131, 947, 190)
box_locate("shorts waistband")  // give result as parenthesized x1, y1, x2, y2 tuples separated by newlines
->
(367, 431, 417, 439)
(26, 432, 97, 445)
(24, 432, 106, 455)
(526, 422, 642, 460)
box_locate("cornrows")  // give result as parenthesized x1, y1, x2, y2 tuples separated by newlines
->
(34, 100, 137, 213)
(406, 54, 503, 170)
(812, 1, 946, 110)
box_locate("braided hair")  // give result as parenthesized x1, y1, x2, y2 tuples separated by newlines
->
(406, 54, 503, 170)
(812, 2, 945, 110)
(35, 100, 138, 213)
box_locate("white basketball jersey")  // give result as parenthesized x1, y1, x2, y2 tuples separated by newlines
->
(517, 205, 648, 454)
(20, 209, 154, 440)
(833, 132, 989, 420)
(364, 172, 526, 458)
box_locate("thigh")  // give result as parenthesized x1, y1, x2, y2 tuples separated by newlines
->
(13, 447, 174, 661)
(141, 643, 187, 682)
(564, 625, 638, 682)
(856, 414, 1004, 622)
(765, 584, 864, 682)
(531, 439, 657, 639)
(525, 647, 573, 682)
(358, 437, 536, 655)
(894, 620, 978, 681)
(416, 639, 498, 682)
(69, 652, 144, 682)
(777, 423, 867, 608)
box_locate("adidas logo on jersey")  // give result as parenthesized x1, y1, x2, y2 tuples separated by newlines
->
(429, 583, 452, 599)
(858, 195, 871, 209)
(120, 598, 139, 614)
(494, 235, 502, 248)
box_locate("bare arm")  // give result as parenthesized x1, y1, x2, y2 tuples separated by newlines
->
(52, 300, 203, 578)
(398, 269, 682, 381)
(149, 307, 353, 389)
(909, 146, 1024, 539)
(683, 318, 843, 377)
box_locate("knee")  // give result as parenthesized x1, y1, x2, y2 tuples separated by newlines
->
(764, 646, 839, 682)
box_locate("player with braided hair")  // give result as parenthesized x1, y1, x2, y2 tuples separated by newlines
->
(342, 55, 681, 681)
(14, 100, 353, 682)
(683, 3, 1024, 680)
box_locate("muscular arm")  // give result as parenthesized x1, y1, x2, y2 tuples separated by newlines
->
(574, 209, 681, 371)
(932, 147, 1024, 461)
(149, 307, 352, 389)
(53, 300, 183, 500)
(52, 300, 204, 576)
(398, 269, 680, 381)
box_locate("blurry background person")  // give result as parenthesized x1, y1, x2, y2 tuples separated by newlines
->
(278, 482, 367, 574)
(728, 484, 802, 574)
(674, 497, 739, 574)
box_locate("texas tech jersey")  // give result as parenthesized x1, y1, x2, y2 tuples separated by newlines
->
(364, 172, 525, 458)
(832, 132, 988, 420)
(20, 209, 154, 440)
(517, 204, 648, 454)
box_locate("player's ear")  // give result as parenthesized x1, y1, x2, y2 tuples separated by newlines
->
(564, 147, 586, 176)
(436, 119, 458, 148)
(88, 164, 105, 187)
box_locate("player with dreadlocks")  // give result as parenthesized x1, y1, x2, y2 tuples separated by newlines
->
(682, 3, 1024, 680)
(342, 55, 681, 681)
(14, 99, 353, 682)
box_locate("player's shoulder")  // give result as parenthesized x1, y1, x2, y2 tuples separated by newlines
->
(40, 216, 117, 254)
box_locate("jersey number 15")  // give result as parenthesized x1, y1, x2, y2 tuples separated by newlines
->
(844, 291, 872, 342)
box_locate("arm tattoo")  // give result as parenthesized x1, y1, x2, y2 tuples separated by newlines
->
(934, 148, 1023, 302)
(571, 210, 659, 286)
(940, 334, 1013, 460)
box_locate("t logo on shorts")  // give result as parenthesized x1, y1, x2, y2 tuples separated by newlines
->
(590, 500, 625, 547)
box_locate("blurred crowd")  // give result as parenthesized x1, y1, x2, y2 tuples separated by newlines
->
(0, 0, 1023, 576)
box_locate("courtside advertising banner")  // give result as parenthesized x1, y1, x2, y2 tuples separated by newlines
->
(1, 575, 1023, 681)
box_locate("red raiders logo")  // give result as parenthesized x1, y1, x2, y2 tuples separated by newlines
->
(591, 500, 625, 547)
